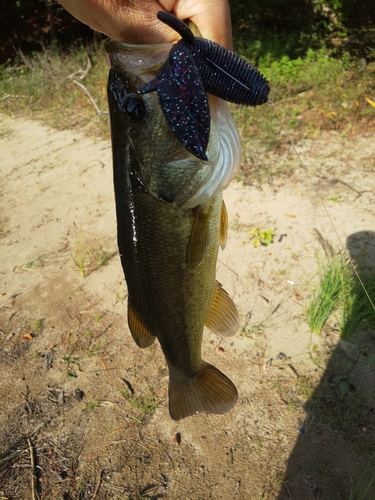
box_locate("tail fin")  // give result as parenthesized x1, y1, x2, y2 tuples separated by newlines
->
(168, 362, 238, 421)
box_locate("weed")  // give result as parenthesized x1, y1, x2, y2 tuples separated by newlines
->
(89, 342, 102, 357)
(85, 398, 100, 412)
(62, 354, 82, 379)
(249, 437, 264, 449)
(307, 253, 353, 334)
(240, 323, 267, 337)
(307, 253, 375, 337)
(120, 385, 159, 423)
(70, 230, 115, 277)
(241, 304, 281, 338)
(340, 271, 375, 339)
(349, 455, 375, 500)
(31, 318, 44, 331)
(25, 254, 48, 269)
(296, 376, 316, 400)
(248, 227, 274, 247)
(0, 46, 109, 137)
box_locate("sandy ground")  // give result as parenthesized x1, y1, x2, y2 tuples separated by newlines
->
(1, 112, 375, 499)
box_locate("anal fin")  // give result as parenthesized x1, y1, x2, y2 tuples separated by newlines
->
(168, 361, 238, 421)
(128, 302, 156, 348)
(205, 281, 239, 337)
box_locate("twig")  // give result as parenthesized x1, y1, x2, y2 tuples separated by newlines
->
(27, 438, 38, 500)
(0, 94, 23, 101)
(72, 80, 108, 115)
(57, 55, 92, 87)
(313, 228, 334, 257)
(14, 47, 36, 71)
(91, 471, 102, 499)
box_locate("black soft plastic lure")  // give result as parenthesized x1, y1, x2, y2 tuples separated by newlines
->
(138, 11, 270, 161)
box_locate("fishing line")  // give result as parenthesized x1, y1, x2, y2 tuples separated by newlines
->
(269, 101, 375, 312)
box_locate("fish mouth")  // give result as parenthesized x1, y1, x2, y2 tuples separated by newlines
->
(105, 40, 172, 83)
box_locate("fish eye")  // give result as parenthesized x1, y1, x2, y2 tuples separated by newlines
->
(123, 93, 147, 121)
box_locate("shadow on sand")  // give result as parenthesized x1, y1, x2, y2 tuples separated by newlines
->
(278, 231, 375, 499)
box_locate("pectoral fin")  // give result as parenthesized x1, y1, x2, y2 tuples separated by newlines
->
(205, 281, 239, 337)
(128, 303, 156, 348)
(186, 205, 211, 269)
(220, 200, 228, 250)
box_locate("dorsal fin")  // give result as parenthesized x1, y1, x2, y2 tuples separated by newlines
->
(205, 281, 239, 337)
(128, 302, 156, 348)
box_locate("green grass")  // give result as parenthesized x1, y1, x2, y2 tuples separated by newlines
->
(0, 44, 109, 138)
(349, 456, 375, 500)
(307, 253, 375, 338)
(70, 230, 115, 277)
(31, 318, 44, 332)
(120, 385, 159, 424)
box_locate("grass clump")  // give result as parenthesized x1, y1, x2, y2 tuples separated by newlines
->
(307, 253, 375, 338)
(349, 455, 375, 500)
(307, 253, 353, 334)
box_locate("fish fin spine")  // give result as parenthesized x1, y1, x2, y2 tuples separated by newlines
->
(168, 361, 238, 421)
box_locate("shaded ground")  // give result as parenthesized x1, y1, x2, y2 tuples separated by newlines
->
(1, 114, 375, 499)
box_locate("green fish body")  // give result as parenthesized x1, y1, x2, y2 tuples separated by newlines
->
(106, 41, 240, 420)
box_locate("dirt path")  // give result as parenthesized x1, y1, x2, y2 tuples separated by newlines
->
(1, 113, 375, 499)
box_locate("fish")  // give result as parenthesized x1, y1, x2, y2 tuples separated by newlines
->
(106, 40, 241, 421)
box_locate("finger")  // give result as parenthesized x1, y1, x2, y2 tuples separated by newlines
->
(159, 0, 233, 49)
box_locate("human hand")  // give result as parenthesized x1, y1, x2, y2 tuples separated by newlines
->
(58, 0, 232, 49)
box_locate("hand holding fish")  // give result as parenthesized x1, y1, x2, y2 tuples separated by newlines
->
(58, 0, 232, 48)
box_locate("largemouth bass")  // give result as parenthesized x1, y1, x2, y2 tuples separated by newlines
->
(106, 40, 241, 420)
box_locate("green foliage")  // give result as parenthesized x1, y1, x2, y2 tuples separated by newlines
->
(230, 0, 375, 62)
(248, 227, 274, 247)
(0, 45, 109, 136)
(307, 253, 375, 337)
(31, 318, 44, 331)
(307, 253, 352, 334)
(262, 49, 350, 88)
(340, 271, 375, 339)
